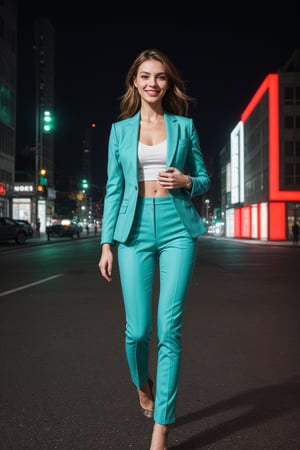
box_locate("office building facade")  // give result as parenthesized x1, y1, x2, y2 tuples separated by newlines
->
(221, 49, 300, 241)
(0, 0, 17, 216)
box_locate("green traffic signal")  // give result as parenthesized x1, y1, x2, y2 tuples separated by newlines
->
(82, 179, 88, 190)
(42, 110, 54, 133)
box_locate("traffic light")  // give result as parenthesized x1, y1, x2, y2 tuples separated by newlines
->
(42, 110, 54, 133)
(82, 179, 88, 191)
(39, 168, 48, 185)
(37, 184, 47, 198)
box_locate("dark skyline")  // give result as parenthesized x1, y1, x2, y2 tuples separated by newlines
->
(16, 5, 300, 189)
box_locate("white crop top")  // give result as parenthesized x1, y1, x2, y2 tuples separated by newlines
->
(138, 140, 167, 181)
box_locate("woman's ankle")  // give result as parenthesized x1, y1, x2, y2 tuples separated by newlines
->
(150, 423, 168, 450)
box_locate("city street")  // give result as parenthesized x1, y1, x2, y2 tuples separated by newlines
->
(0, 236, 299, 449)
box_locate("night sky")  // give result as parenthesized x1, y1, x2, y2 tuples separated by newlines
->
(16, 4, 300, 189)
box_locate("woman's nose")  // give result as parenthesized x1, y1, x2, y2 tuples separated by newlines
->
(149, 77, 156, 86)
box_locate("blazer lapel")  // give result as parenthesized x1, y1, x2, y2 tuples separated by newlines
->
(165, 112, 179, 166)
(123, 112, 140, 180)
(123, 112, 178, 178)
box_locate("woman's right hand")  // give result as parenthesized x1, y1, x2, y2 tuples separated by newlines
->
(98, 243, 113, 282)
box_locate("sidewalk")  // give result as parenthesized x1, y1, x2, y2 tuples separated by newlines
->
(201, 234, 299, 247)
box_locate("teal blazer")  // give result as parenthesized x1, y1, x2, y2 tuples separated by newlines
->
(100, 111, 210, 245)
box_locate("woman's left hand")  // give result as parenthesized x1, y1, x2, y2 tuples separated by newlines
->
(157, 167, 189, 190)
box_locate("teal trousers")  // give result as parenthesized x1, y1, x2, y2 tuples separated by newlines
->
(118, 196, 197, 425)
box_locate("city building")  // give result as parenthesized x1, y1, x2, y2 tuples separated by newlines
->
(0, 0, 17, 217)
(220, 49, 300, 241)
(13, 17, 56, 232)
(1, 5, 56, 231)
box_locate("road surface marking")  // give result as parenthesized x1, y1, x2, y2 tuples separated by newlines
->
(0, 274, 64, 297)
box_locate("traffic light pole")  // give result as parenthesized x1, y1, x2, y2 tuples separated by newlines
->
(34, 28, 45, 229)
(33, 20, 53, 232)
(34, 33, 40, 229)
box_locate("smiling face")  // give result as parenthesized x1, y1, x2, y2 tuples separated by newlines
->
(134, 59, 169, 107)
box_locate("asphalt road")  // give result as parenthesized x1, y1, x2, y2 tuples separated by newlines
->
(0, 235, 299, 449)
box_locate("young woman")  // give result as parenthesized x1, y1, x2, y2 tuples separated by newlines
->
(98, 48, 210, 450)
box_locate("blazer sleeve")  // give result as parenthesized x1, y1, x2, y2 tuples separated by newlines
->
(186, 119, 211, 198)
(100, 123, 124, 245)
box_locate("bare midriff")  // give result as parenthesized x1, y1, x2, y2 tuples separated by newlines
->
(138, 180, 169, 197)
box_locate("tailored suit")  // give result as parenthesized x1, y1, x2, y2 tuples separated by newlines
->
(100, 111, 210, 425)
(100, 111, 210, 245)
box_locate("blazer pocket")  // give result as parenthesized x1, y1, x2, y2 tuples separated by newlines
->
(178, 138, 188, 148)
(119, 201, 128, 214)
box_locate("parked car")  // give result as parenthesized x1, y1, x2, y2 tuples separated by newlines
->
(46, 220, 81, 240)
(0, 217, 27, 245)
(15, 219, 34, 238)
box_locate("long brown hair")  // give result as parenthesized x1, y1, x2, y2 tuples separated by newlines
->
(119, 49, 194, 119)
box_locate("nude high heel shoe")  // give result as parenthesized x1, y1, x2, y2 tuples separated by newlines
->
(139, 378, 154, 419)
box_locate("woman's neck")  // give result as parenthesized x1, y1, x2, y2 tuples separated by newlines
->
(140, 105, 164, 123)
